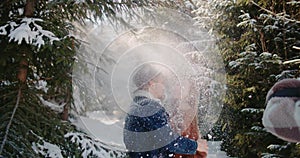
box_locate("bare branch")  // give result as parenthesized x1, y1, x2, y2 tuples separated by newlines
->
(292, 46, 300, 50)
(283, 59, 300, 64)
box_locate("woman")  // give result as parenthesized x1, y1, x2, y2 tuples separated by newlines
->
(123, 63, 206, 158)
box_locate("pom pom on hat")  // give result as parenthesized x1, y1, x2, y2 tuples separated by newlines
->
(262, 78, 300, 142)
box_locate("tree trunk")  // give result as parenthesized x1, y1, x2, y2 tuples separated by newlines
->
(259, 29, 267, 52)
(24, 0, 35, 17)
(17, 0, 35, 83)
(17, 56, 28, 83)
(61, 89, 70, 121)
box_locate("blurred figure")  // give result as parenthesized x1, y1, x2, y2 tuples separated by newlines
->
(173, 115, 208, 158)
(169, 80, 208, 158)
(262, 78, 300, 142)
(123, 63, 205, 158)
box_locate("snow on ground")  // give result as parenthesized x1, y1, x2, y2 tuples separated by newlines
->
(74, 112, 229, 157)
(207, 141, 228, 158)
(74, 114, 126, 151)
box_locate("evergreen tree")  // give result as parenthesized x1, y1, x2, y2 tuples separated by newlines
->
(0, 0, 170, 157)
(203, 0, 300, 157)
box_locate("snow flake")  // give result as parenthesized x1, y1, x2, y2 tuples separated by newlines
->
(207, 134, 213, 140)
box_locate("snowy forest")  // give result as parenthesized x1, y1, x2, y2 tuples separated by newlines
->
(0, 0, 299, 158)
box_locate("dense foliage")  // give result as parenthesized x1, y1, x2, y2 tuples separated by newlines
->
(0, 0, 155, 157)
(210, 0, 300, 157)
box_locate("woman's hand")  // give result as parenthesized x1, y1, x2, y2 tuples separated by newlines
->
(196, 139, 208, 158)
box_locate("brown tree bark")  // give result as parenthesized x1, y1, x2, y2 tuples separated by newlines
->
(24, 0, 35, 17)
(17, 0, 35, 83)
(61, 89, 70, 121)
(17, 55, 28, 83)
(259, 29, 267, 52)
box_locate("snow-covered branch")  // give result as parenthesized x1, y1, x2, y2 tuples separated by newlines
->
(0, 18, 59, 50)
(64, 132, 125, 158)
(283, 59, 300, 65)
(38, 96, 65, 113)
(267, 144, 289, 151)
(251, 1, 300, 24)
(237, 11, 257, 29)
(32, 141, 63, 158)
(241, 108, 264, 114)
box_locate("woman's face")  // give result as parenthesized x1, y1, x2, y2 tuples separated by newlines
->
(149, 74, 166, 100)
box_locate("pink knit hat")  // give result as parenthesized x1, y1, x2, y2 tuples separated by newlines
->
(262, 78, 300, 142)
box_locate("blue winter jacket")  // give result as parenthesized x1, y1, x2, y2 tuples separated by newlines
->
(123, 95, 197, 158)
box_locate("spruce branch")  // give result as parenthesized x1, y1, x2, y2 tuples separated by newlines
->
(0, 87, 21, 155)
(251, 1, 300, 24)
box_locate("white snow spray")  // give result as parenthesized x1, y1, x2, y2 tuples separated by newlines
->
(72, 8, 226, 152)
